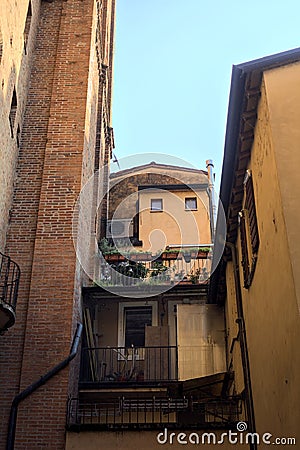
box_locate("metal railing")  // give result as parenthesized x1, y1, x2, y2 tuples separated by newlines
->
(0, 251, 20, 310)
(67, 396, 242, 429)
(98, 246, 212, 287)
(80, 346, 178, 383)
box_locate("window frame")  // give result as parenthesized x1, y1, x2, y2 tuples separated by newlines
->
(150, 198, 163, 212)
(9, 88, 18, 137)
(239, 170, 259, 289)
(185, 197, 198, 211)
(118, 301, 158, 350)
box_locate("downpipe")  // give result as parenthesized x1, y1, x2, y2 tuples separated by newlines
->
(6, 322, 83, 450)
(226, 242, 257, 450)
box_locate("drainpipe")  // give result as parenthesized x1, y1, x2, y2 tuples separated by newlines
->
(6, 322, 83, 450)
(226, 242, 256, 450)
(206, 160, 217, 242)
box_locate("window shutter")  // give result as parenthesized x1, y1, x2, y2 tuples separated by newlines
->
(245, 176, 259, 253)
(239, 210, 250, 288)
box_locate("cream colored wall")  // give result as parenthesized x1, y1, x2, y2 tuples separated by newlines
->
(0, 0, 39, 251)
(264, 62, 300, 314)
(66, 430, 249, 449)
(177, 304, 226, 380)
(139, 189, 210, 253)
(224, 261, 245, 396)
(108, 166, 209, 237)
(226, 77, 300, 443)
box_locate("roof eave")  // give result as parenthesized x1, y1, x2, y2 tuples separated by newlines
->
(210, 46, 300, 304)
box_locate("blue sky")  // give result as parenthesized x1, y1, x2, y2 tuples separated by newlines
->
(112, 0, 300, 190)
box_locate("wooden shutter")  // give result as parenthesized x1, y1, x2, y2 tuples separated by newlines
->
(239, 210, 250, 288)
(245, 176, 259, 253)
(83, 307, 98, 381)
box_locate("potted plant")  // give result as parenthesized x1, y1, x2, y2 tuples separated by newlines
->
(196, 247, 210, 259)
(183, 247, 211, 260)
(128, 251, 152, 262)
(161, 248, 182, 260)
(189, 268, 201, 284)
(105, 253, 126, 262)
(99, 238, 126, 262)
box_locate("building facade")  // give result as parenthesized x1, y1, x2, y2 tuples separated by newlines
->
(212, 48, 300, 448)
(0, 0, 115, 449)
(64, 162, 245, 450)
(2, 1, 298, 447)
(107, 162, 211, 248)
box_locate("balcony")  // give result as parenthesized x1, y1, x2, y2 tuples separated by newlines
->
(0, 251, 20, 333)
(97, 243, 213, 288)
(75, 343, 239, 430)
(80, 346, 178, 386)
(67, 396, 242, 430)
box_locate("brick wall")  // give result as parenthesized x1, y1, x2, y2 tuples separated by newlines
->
(0, 0, 40, 252)
(1, 0, 115, 448)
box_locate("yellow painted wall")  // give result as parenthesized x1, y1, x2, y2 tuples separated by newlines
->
(226, 75, 300, 443)
(139, 189, 210, 253)
(224, 261, 245, 396)
(264, 62, 300, 314)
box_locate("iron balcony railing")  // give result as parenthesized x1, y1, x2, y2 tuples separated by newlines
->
(67, 396, 242, 429)
(98, 245, 212, 288)
(0, 251, 20, 331)
(80, 346, 178, 384)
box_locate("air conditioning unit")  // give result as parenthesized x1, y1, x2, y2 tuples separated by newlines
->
(106, 219, 134, 238)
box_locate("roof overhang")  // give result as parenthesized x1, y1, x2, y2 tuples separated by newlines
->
(210, 47, 300, 304)
(138, 183, 207, 192)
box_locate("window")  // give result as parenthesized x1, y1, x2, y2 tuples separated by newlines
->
(185, 197, 197, 210)
(244, 172, 259, 253)
(0, 25, 3, 64)
(124, 307, 152, 347)
(239, 170, 259, 288)
(151, 198, 163, 212)
(118, 301, 158, 349)
(9, 88, 17, 137)
(16, 124, 21, 148)
(24, 1, 32, 54)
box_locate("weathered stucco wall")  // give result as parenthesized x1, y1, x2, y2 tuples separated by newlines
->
(226, 76, 300, 443)
(264, 62, 300, 314)
(224, 261, 245, 396)
(109, 165, 208, 221)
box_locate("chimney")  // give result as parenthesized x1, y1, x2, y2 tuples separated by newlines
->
(206, 159, 217, 242)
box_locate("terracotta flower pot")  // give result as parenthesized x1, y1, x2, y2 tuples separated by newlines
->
(104, 254, 126, 262)
(161, 252, 182, 260)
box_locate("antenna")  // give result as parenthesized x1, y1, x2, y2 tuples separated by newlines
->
(112, 152, 121, 170)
